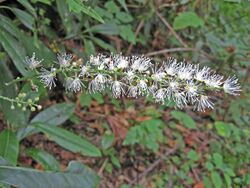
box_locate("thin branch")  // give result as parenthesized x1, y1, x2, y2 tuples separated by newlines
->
(129, 145, 179, 186)
(145, 47, 196, 57)
(156, 11, 188, 48)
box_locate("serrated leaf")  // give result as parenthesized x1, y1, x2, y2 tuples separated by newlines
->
(66, 0, 104, 23)
(0, 160, 99, 188)
(171, 110, 196, 129)
(173, 11, 204, 30)
(214, 121, 231, 137)
(33, 123, 102, 157)
(119, 25, 136, 44)
(25, 148, 60, 171)
(211, 171, 223, 188)
(0, 130, 19, 165)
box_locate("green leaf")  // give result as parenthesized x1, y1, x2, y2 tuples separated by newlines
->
(11, 8, 35, 30)
(17, 103, 76, 140)
(25, 148, 60, 171)
(66, 0, 104, 23)
(0, 30, 28, 76)
(33, 123, 102, 157)
(0, 130, 19, 165)
(171, 110, 196, 129)
(224, 173, 232, 187)
(90, 36, 116, 52)
(187, 149, 199, 161)
(80, 93, 92, 107)
(86, 23, 119, 35)
(173, 11, 204, 30)
(104, 1, 120, 13)
(211, 171, 223, 188)
(0, 61, 30, 128)
(116, 12, 133, 23)
(212, 153, 223, 168)
(119, 25, 136, 44)
(214, 121, 231, 137)
(0, 160, 100, 188)
(17, 0, 37, 18)
(101, 131, 114, 150)
(92, 93, 104, 104)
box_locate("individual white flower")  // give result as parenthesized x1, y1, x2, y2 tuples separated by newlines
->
(177, 63, 195, 80)
(223, 76, 241, 95)
(57, 53, 72, 67)
(138, 80, 148, 91)
(66, 77, 84, 92)
(108, 60, 115, 70)
(127, 86, 139, 98)
(116, 56, 129, 69)
(125, 70, 135, 82)
(194, 95, 214, 112)
(148, 84, 158, 96)
(185, 81, 199, 103)
(88, 74, 108, 92)
(39, 68, 57, 89)
(111, 81, 125, 98)
(79, 65, 89, 77)
(204, 74, 224, 88)
(131, 56, 152, 72)
(194, 66, 211, 82)
(164, 58, 179, 76)
(173, 92, 187, 109)
(24, 52, 43, 69)
(152, 72, 166, 82)
(89, 54, 101, 66)
(154, 88, 167, 104)
(166, 80, 179, 99)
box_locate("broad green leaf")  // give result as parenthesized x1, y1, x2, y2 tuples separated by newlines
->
(0, 160, 99, 188)
(214, 121, 231, 137)
(85, 23, 119, 35)
(66, 0, 104, 23)
(171, 110, 196, 129)
(173, 11, 204, 30)
(0, 30, 28, 76)
(17, 103, 75, 140)
(0, 61, 30, 128)
(33, 123, 102, 157)
(25, 148, 60, 171)
(211, 171, 223, 188)
(117, 0, 128, 12)
(11, 8, 35, 30)
(101, 131, 114, 149)
(0, 130, 19, 165)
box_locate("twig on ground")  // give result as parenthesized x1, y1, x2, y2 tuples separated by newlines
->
(129, 145, 179, 186)
(156, 11, 188, 48)
(126, 20, 144, 55)
(98, 158, 108, 176)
